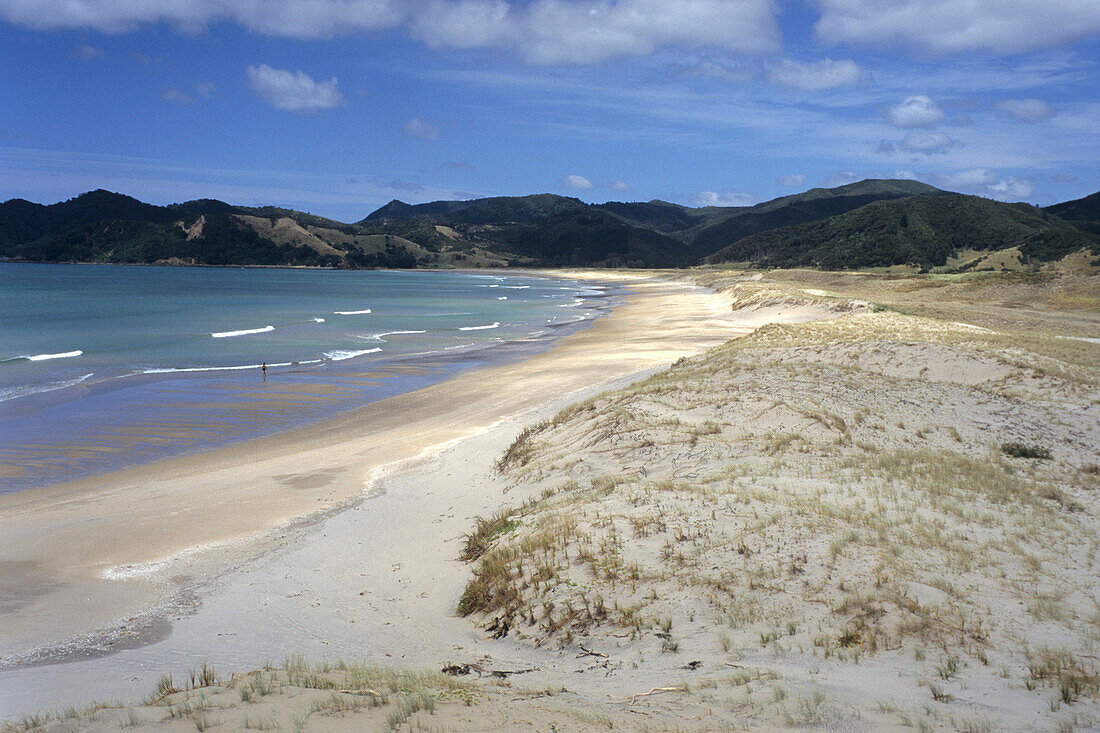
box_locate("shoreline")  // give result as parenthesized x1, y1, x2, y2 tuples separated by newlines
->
(0, 272, 791, 684)
(0, 267, 620, 493)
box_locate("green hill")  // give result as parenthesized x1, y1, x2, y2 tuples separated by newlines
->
(689, 179, 947, 257)
(2, 181, 1095, 270)
(1045, 191, 1100, 222)
(1045, 192, 1100, 240)
(361, 194, 587, 225)
(705, 193, 1097, 270)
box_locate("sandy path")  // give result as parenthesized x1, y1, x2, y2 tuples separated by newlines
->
(0, 273, 829, 717)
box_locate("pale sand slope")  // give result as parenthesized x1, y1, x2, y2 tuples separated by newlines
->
(449, 280, 1100, 731)
(0, 274, 831, 716)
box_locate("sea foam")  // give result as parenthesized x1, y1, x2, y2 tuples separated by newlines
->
(27, 350, 83, 361)
(211, 326, 274, 338)
(324, 347, 382, 361)
(458, 322, 500, 331)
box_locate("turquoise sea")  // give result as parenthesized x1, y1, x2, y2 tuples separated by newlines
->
(0, 264, 616, 492)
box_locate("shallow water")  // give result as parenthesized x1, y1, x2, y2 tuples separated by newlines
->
(0, 264, 616, 492)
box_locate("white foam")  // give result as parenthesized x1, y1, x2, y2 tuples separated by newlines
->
(27, 350, 83, 361)
(334, 308, 372, 315)
(312, 317, 326, 323)
(458, 322, 500, 331)
(324, 347, 382, 361)
(502, 285, 530, 289)
(0, 372, 94, 402)
(101, 534, 257, 581)
(497, 296, 508, 300)
(211, 326, 273, 338)
(143, 361, 292, 374)
(377, 330, 427, 337)
(359, 330, 428, 343)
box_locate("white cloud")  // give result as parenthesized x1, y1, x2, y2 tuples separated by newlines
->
(944, 168, 998, 187)
(695, 190, 755, 207)
(399, 0, 779, 65)
(610, 180, 631, 192)
(941, 168, 1034, 200)
(195, 82, 216, 98)
(901, 131, 954, 154)
(0, 0, 782, 64)
(989, 176, 1034, 199)
(894, 170, 918, 180)
(995, 98, 1054, 123)
(246, 65, 344, 113)
(561, 174, 593, 190)
(766, 58, 862, 90)
(0, 0, 404, 38)
(404, 117, 441, 140)
(777, 173, 806, 187)
(814, 0, 1100, 54)
(885, 95, 945, 128)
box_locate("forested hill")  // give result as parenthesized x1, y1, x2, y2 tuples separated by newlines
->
(705, 193, 1098, 270)
(1, 180, 1096, 271)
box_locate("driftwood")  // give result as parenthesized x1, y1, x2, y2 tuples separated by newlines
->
(336, 688, 384, 697)
(577, 645, 608, 659)
(612, 685, 688, 704)
(442, 663, 538, 679)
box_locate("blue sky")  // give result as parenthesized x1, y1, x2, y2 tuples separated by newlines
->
(0, 0, 1097, 222)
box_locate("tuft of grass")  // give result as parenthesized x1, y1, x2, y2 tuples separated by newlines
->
(460, 509, 518, 562)
(497, 422, 547, 471)
(1001, 442, 1052, 460)
(384, 692, 437, 731)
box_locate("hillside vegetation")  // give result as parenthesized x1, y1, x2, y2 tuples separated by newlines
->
(1, 180, 1096, 270)
(706, 193, 1098, 270)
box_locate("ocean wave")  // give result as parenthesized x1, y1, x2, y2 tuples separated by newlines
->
(548, 315, 588, 327)
(26, 350, 84, 361)
(458, 322, 500, 331)
(501, 285, 530, 289)
(334, 308, 372, 315)
(358, 330, 428, 343)
(497, 296, 508, 300)
(312, 317, 326, 323)
(376, 330, 427, 337)
(143, 361, 292, 374)
(559, 299, 585, 307)
(0, 372, 94, 402)
(324, 347, 382, 361)
(211, 326, 274, 338)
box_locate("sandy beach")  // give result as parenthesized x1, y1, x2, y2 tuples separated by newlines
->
(2, 268, 1097, 732)
(0, 272, 829, 712)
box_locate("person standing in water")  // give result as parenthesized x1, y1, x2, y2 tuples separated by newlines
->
(261, 362, 267, 381)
